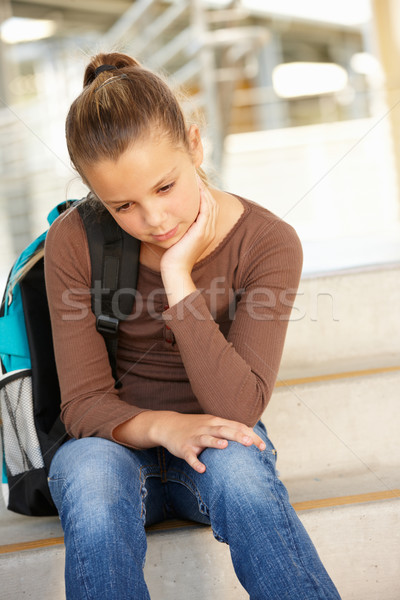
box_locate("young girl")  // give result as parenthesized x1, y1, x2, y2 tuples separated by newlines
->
(44, 52, 341, 600)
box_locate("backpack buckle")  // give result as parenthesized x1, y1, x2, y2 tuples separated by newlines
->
(96, 314, 119, 336)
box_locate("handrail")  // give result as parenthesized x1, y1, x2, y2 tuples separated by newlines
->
(148, 27, 192, 69)
(102, 0, 156, 48)
(98, 0, 270, 173)
(171, 58, 201, 87)
(133, 1, 189, 57)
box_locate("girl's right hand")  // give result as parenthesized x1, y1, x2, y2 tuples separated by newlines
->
(152, 412, 266, 473)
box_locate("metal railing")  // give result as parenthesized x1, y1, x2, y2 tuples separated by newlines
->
(101, 0, 269, 177)
(0, 0, 270, 261)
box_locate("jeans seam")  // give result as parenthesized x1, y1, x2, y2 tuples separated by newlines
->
(166, 471, 229, 544)
(71, 518, 92, 600)
(157, 447, 168, 483)
(138, 463, 160, 521)
(62, 482, 93, 600)
(165, 470, 210, 513)
(48, 476, 66, 518)
(271, 476, 329, 599)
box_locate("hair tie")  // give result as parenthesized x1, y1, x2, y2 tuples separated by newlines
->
(94, 64, 118, 78)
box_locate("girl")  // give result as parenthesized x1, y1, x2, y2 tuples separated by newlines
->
(44, 52, 341, 600)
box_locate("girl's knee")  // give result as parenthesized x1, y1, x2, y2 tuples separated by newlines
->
(48, 437, 143, 517)
(202, 436, 277, 473)
(50, 437, 136, 482)
(200, 440, 278, 502)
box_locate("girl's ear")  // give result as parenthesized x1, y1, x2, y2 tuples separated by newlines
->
(188, 124, 204, 168)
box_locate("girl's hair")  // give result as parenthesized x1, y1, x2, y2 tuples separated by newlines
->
(6, 248, 44, 298)
(66, 52, 205, 181)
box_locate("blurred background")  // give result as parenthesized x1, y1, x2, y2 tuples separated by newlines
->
(1, 0, 400, 281)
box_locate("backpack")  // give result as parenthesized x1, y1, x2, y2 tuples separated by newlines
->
(0, 198, 140, 516)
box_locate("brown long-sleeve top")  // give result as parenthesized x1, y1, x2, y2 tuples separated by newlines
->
(44, 195, 303, 444)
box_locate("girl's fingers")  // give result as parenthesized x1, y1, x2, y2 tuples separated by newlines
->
(246, 431, 266, 450)
(199, 185, 218, 223)
(182, 432, 265, 474)
(185, 450, 206, 473)
(184, 436, 228, 473)
(198, 435, 228, 449)
(210, 425, 266, 451)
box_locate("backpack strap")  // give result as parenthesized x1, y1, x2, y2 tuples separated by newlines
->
(77, 201, 141, 388)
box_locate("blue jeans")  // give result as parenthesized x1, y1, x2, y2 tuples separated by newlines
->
(48, 421, 341, 600)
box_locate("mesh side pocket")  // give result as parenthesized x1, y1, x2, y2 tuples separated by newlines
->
(0, 370, 44, 476)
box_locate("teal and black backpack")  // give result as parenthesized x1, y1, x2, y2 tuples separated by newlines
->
(0, 198, 140, 516)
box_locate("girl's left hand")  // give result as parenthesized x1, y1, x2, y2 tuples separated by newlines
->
(160, 182, 218, 276)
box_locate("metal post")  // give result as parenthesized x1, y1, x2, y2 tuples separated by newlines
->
(371, 0, 400, 213)
(0, 0, 35, 257)
(0, 0, 14, 105)
(256, 31, 288, 130)
(190, 0, 224, 183)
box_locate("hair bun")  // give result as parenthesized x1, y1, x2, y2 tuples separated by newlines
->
(83, 52, 141, 87)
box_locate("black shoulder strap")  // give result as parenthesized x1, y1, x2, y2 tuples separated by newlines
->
(77, 200, 141, 388)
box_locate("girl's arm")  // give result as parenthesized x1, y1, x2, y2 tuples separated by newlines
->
(44, 208, 150, 441)
(113, 410, 266, 473)
(159, 186, 303, 428)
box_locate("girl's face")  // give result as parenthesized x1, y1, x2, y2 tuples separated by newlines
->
(83, 126, 204, 255)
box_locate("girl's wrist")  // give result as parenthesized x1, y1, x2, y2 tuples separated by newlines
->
(113, 410, 177, 448)
(161, 270, 196, 308)
(148, 410, 179, 446)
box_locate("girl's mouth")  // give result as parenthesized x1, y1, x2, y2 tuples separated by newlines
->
(151, 224, 179, 242)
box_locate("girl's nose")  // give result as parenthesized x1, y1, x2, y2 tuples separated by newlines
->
(143, 206, 167, 229)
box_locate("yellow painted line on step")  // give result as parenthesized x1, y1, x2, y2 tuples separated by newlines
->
(275, 364, 400, 388)
(292, 489, 400, 512)
(0, 520, 199, 555)
(1, 490, 399, 555)
(0, 536, 65, 554)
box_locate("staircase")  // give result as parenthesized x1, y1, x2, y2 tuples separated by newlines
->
(100, 0, 269, 177)
(0, 0, 268, 263)
(1, 261, 400, 599)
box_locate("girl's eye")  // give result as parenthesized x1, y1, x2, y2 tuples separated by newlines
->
(116, 202, 134, 213)
(114, 182, 175, 212)
(158, 182, 175, 194)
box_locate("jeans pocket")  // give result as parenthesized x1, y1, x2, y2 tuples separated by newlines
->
(262, 445, 278, 470)
(254, 421, 278, 463)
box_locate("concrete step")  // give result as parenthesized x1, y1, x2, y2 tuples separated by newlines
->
(270, 363, 400, 498)
(1, 489, 400, 600)
(280, 265, 400, 370)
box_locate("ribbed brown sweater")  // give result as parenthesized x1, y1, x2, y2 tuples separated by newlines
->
(44, 195, 303, 443)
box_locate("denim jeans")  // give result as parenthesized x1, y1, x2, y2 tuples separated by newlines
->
(48, 421, 341, 600)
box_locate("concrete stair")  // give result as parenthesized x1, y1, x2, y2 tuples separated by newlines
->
(2, 490, 400, 600)
(281, 263, 400, 370)
(1, 264, 400, 599)
(269, 365, 400, 499)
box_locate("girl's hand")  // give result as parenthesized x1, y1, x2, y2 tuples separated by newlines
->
(160, 182, 218, 276)
(153, 412, 266, 473)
